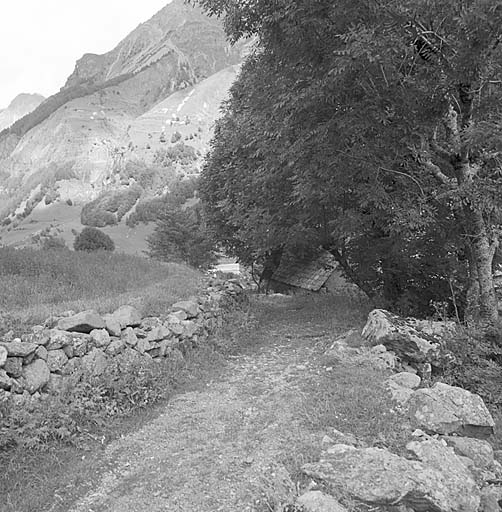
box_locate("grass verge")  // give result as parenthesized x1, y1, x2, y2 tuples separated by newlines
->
(0, 246, 202, 330)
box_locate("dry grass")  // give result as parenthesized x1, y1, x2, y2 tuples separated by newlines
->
(0, 246, 202, 329)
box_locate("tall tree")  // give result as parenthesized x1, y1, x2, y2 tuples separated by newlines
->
(198, 0, 502, 321)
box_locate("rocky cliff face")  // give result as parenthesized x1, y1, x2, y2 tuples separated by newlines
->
(0, 93, 45, 131)
(0, 0, 248, 250)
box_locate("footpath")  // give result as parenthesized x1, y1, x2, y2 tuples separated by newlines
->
(57, 293, 366, 512)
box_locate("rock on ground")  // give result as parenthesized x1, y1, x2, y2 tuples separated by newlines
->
(22, 359, 50, 393)
(408, 382, 495, 438)
(0, 346, 7, 367)
(442, 436, 494, 469)
(0, 341, 38, 357)
(110, 305, 142, 329)
(302, 443, 480, 512)
(57, 310, 105, 333)
(171, 300, 199, 318)
(296, 490, 347, 512)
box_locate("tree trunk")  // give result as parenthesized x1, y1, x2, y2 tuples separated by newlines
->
(464, 248, 480, 324)
(463, 207, 499, 324)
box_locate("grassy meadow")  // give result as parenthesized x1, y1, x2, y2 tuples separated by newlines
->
(0, 246, 203, 330)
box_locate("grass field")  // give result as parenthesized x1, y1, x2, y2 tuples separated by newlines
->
(0, 246, 202, 330)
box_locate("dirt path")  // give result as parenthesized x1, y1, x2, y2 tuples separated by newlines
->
(64, 295, 361, 512)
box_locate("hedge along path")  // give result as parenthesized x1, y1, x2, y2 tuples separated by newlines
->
(63, 294, 373, 512)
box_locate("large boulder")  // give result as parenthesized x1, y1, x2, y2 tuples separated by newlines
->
(57, 310, 105, 333)
(303, 443, 480, 512)
(408, 382, 495, 438)
(46, 329, 74, 350)
(110, 305, 141, 329)
(362, 309, 444, 370)
(22, 359, 50, 393)
(0, 341, 38, 358)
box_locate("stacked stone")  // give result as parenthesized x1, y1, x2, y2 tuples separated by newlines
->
(0, 278, 245, 401)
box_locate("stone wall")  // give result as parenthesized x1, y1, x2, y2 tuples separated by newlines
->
(0, 278, 246, 402)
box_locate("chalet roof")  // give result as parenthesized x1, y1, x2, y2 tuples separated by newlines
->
(271, 249, 339, 291)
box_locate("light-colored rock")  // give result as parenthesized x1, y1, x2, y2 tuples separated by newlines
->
(46, 329, 74, 350)
(35, 345, 48, 361)
(103, 314, 121, 337)
(146, 325, 170, 343)
(329, 429, 358, 446)
(0, 346, 7, 367)
(140, 317, 163, 330)
(303, 443, 480, 512)
(47, 349, 69, 373)
(388, 372, 421, 389)
(169, 310, 187, 322)
(0, 341, 38, 358)
(57, 310, 105, 333)
(171, 300, 198, 318)
(168, 321, 184, 336)
(369, 344, 398, 369)
(181, 320, 198, 338)
(407, 438, 479, 499)
(46, 373, 64, 393)
(3, 357, 22, 378)
(135, 338, 152, 354)
(73, 335, 89, 357)
(111, 305, 141, 329)
(90, 329, 111, 348)
(362, 309, 443, 370)
(106, 339, 125, 356)
(122, 327, 138, 347)
(22, 359, 50, 393)
(408, 382, 495, 438)
(296, 490, 347, 512)
(81, 349, 109, 376)
(443, 436, 494, 469)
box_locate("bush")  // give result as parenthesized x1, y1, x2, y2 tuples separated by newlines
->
(171, 131, 182, 143)
(81, 186, 142, 227)
(440, 325, 502, 407)
(147, 206, 216, 269)
(41, 236, 67, 251)
(74, 227, 115, 252)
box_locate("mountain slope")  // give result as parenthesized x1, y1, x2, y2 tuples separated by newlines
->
(0, 0, 247, 252)
(0, 93, 45, 131)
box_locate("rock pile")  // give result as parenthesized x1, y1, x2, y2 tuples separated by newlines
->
(295, 309, 502, 512)
(0, 279, 244, 400)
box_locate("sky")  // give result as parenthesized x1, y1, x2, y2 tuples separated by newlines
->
(0, 0, 171, 108)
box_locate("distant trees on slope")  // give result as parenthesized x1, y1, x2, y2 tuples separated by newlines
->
(198, 0, 502, 322)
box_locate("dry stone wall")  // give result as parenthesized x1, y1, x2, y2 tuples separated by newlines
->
(0, 278, 246, 402)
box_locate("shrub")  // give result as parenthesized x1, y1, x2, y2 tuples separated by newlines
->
(154, 142, 197, 167)
(147, 205, 216, 269)
(74, 227, 115, 252)
(41, 236, 67, 251)
(171, 131, 182, 143)
(440, 325, 502, 408)
(81, 186, 142, 227)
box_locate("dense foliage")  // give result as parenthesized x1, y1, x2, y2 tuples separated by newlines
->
(81, 185, 142, 227)
(73, 227, 115, 252)
(147, 203, 217, 269)
(198, 0, 502, 319)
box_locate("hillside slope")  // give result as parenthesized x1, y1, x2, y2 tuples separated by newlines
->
(0, 0, 248, 251)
